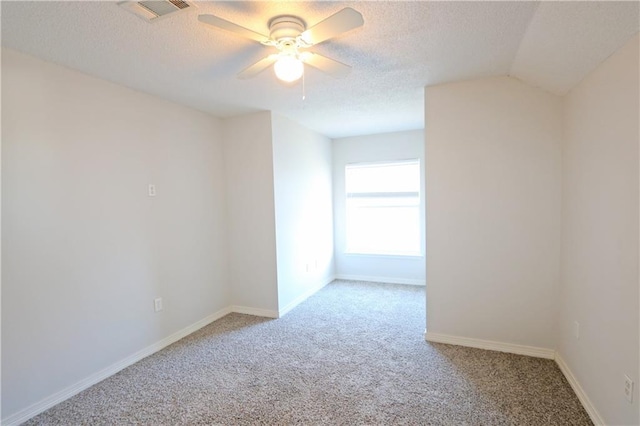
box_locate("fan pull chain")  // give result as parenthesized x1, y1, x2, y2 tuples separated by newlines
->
(302, 68, 306, 103)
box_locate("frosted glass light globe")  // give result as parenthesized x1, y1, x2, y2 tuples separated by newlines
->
(274, 56, 304, 82)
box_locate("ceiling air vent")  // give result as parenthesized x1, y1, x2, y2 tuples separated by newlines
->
(118, 0, 195, 23)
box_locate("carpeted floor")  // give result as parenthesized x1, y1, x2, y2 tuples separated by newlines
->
(26, 280, 592, 425)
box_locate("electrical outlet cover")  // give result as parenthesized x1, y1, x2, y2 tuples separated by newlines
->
(624, 375, 634, 403)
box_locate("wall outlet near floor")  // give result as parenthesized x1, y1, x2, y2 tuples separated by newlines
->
(573, 321, 580, 339)
(148, 184, 156, 197)
(154, 297, 163, 312)
(624, 375, 634, 403)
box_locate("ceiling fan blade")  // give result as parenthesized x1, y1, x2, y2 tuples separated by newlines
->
(238, 54, 279, 79)
(301, 52, 351, 78)
(198, 14, 270, 44)
(300, 8, 364, 46)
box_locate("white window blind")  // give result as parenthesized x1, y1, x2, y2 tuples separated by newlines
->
(345, 160, 421, 256)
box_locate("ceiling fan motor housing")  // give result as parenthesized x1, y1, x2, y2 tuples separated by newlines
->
(268, 16, 305, 42)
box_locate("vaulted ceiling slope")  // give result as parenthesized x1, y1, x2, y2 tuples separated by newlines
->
(2, 1, 638, 138)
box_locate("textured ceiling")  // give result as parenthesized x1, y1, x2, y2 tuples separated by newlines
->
(511, 1, 640, 94)
(2, 1, 639, 138)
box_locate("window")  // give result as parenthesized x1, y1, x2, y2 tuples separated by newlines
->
(345, 160, 421, 256)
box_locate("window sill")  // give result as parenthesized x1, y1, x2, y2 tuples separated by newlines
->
(344, 252, 424, 260)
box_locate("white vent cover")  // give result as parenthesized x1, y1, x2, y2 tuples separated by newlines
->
(118, 0, 194, 23)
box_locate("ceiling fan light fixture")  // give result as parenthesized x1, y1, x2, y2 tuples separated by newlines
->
(274, 55, 304, 82)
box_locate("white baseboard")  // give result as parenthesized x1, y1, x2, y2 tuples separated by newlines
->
(1, 307, 232, 426)
(424, 333, 602, 423)
(231, 305, 279, 319)
(278, 275, 335, 317)
(424, 332, 555, 359)
(555, 353, 605, 425)
(335, 274, 425, 286)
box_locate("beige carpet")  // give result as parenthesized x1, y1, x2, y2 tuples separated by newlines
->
(26, 280, 592, 425)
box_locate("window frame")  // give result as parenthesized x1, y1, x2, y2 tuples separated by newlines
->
(344, 159, 423, 257)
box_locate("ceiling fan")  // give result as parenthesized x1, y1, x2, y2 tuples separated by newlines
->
(198, 8, 364, 83)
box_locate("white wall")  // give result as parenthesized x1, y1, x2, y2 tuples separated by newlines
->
(221, 112, 278, 316)
(425, 76, 562, 349)
(332, 130, 425, 285)
(2, 48, 230, 419)
(559, 33, 639, 426)
(271, 114, 334, 314)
